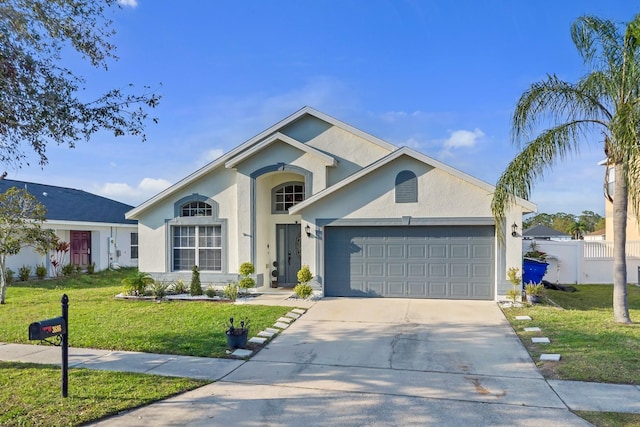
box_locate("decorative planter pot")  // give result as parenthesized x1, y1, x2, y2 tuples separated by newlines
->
(271, 280, 278, 288)
(226, 330, 248, 349)
(526, 294, 542, 304)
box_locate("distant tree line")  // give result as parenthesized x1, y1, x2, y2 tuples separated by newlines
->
(523, 211, 605, 239)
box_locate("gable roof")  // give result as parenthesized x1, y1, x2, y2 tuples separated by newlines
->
(126, 106, 396, 219)
(225, 132, 337, 169)
(523, 224, 570, 238)
(0, 179, 136, 224)
(288, 146, 537, 214)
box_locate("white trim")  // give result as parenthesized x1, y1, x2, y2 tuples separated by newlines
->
(45, 219, 137, 228)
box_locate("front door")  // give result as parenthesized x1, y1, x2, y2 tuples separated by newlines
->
(70, 231, 91, 268)
(276, 224, 301, 286)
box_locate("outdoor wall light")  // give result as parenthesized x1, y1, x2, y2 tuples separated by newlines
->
(511, 222, 518, 237)
(305, 224, 311, 237)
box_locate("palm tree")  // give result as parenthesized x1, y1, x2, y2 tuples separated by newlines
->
(569, 221, 588, 240)
(492, 14, 640, 324)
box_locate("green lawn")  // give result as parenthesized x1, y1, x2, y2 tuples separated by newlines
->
(504, 284, 640, 427)
(504, 284, 640, 384)
(0, 268, 297, 426)
(0, 361, 208, 427)
(0, 268, 292, 357)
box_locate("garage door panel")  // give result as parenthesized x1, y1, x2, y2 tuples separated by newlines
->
(388, 281, 405, 296)
(367, 245, 385, 258)
(324, 226, 494, 299)
(451, 245, 470, 259)
(428, 282, 448, 297)
(429, 245, 447, 258)
(388, 245, 405, 258)
(407, 245, 426, 258)
(450, 264, 470, 278)
(408, 263, 425, 277)
(407, 281, 427, 296)
(388, 263, 405, 276)
(451, 282, 471, 297)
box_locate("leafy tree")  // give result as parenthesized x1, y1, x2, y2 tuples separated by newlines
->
(0, 0, 160, 168)
(492, 14, 640, 323)
(0, 187, 56, 304)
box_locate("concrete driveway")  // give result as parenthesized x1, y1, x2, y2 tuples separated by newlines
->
(93, 299, 590, 426)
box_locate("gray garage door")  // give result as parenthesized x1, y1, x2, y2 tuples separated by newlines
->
(324, 225, 495, 299)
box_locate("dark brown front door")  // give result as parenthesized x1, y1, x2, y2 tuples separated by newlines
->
(70, 231, 91, 268)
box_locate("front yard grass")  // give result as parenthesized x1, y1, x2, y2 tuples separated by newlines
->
(0, 268, 292, 357)
(0, 268, 297, 426)
(503, 285, 640, 426)
(0, 361, 208, 427)
(504, 284, 640, 384)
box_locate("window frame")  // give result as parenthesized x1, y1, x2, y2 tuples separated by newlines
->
(168, 195, 227, 273)
(395, 170, 418, 203)
(130, 232, 138, 260)
(272, 181, 305, 214)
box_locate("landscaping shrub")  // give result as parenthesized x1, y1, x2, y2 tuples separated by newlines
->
(294, 283, 313, 299)
(173, 278, 188, 294)
(35, 264, 47, 279)
(61, 263, 76, 276)
(294, 265, 314, 299)
(190, 265, 203, 296)
(223, 283, 238, 300)
(121, 271, 154, 296)
(87, 262, 96, 274)
(238, 262, 256, 294)
(297, 265, 312, 285)
(151, 281, 169, 299)
(205, 287, 218, 298)
(18, 265, 31, 281)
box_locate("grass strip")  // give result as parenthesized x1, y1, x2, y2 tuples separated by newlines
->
(0, 361, 209, 427)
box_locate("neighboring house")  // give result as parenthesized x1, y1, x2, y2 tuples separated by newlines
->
(0, 179, 138, 276)
(126, 107, 534, 300)
(522, 224, 572, 241)
(584, 229, 606, 241)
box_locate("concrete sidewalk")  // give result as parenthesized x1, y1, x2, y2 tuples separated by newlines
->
(2, 343, 640, 416)
(3, 295, 640, 425)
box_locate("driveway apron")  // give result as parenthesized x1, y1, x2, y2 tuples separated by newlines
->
(92, 299, 589, 426)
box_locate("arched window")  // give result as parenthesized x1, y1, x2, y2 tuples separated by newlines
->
(171, 197, 225, 272)
(180, 201, 212, 217)
(395, 170, 417, 203)
(273, 182, 305, 213)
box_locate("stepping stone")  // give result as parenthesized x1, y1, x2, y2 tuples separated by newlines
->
(265, 328, 280, 334)
(532, 337, 551, 344)
(515, 316, 532, 320)
(540, 354, 561, 361)
(248, 337, 267, 344)
(232, 349, 252, 358)
(273, 322, 289, 329)
(286, 312, 301, 319)
(524, 327, 542, 332)
(292, 308, 306, 314)
(258, 330, 276, 338)
(277, 317, 293, 323)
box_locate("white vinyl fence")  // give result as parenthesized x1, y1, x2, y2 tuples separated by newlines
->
(522, 239, 640, 284)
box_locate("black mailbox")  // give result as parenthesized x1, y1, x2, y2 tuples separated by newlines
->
(28, 316, 66, 341)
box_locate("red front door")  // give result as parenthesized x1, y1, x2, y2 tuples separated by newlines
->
(70, 231, 91, 268)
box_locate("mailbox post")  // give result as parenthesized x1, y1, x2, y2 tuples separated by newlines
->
(28, 294, 69, 397)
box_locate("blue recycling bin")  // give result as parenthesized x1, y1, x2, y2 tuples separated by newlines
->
(522, 258, 548, 285)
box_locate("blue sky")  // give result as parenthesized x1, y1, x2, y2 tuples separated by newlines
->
(12, 1, 640, 215)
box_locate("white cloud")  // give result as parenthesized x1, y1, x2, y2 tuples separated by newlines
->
(195, 148, 225, 168)
(95, 178, 172, 206)
(443, 128, 485, 150)
(118, 0, 138, 7)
